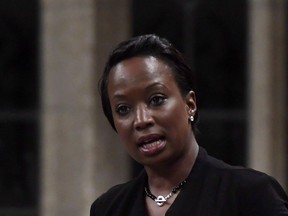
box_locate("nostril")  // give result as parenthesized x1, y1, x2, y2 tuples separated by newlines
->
(135, 120, 154, 131)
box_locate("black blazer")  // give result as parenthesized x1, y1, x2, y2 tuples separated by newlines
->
(90, 147, 288, 215)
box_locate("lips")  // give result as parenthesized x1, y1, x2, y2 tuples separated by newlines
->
(141, 139, 163, 149)
(137, 134, 166, 156)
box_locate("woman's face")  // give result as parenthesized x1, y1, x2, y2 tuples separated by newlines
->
(107, 56, 196, 167)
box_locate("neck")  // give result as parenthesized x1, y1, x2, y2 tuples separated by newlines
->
(144, 137, 199, 193)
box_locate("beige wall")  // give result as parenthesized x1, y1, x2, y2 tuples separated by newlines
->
(248, 0, 287, 189)
(40, 0, 131, 215)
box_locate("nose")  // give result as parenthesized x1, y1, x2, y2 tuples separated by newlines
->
(133, 104, 154, 130)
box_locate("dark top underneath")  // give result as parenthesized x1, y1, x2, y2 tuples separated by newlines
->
(90, 147, 288, 216)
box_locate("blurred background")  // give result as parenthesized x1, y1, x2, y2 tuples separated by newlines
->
(0, 0, 287, 215)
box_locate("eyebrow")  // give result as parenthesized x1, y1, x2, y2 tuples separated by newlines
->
(145, 82, 169, 91)
(111, 82, 169, 101)
(111, 93, 126, 101)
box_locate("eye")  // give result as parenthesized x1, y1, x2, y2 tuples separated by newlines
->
(115, 104, 131, 116)
(150, 95, 167, 106)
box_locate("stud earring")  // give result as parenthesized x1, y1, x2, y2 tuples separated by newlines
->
(189, 115, 194, 122)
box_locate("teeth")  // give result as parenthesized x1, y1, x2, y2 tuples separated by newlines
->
(142, 139, 162, 148)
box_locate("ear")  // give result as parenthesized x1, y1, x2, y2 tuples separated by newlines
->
(185, 90, 197, 116)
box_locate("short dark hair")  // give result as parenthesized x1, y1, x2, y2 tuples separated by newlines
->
(99, 34, 198, 131)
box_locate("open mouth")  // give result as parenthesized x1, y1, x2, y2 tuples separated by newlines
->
(137, 134, 166, 155)
(141, 138, 164, 149)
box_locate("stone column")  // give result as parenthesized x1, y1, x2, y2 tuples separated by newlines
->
(248, 0, 287, 189)
(40, 0, 131, 215)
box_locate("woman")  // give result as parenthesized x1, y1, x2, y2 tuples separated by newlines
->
(90, 34, 288, 215)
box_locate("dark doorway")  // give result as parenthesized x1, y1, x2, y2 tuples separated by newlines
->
(132, 0, 248, 176)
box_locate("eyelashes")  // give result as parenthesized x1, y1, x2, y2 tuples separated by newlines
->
(114, 94, 167, 116)
(149, 95, 167, 106)
(115, 104, 130, 116)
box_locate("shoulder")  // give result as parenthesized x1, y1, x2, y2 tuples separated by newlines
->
(198, 147, 279, 183)
(198, 147, 288, 214)
(90, 171, 146, 216)
(200, 147, 286, 194)
(234, 169, 288, 214)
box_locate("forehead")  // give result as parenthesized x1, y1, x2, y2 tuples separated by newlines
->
(108, 56, 175, 86)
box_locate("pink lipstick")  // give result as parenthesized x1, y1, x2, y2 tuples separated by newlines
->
(137, 134, 166, 156)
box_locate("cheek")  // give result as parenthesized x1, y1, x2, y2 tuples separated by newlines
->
(114, 119, 132, 141)
(158, 104, 189, 137)
(161, 100, 188, 123)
